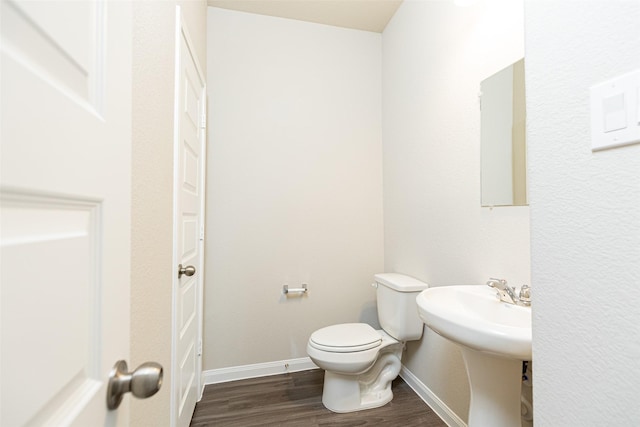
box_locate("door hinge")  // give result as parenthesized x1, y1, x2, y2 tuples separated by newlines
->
(199, 225, 205, 241)
(200, 113, 206, 129)
(197, 340, 202, 357)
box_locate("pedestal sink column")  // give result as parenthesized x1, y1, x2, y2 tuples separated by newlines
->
(460, 347, 523, 427)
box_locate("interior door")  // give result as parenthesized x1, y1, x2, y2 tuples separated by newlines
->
(1, 1, 131, 425)
(172, 12, 206, 427)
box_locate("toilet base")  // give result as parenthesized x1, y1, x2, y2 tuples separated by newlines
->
(322, 371, 393, 413)
(320, 348, 402, 413)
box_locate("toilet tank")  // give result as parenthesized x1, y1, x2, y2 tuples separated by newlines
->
(374, 273, 428, 341)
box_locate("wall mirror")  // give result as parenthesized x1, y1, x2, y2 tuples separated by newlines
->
(480, 58, 527, 207)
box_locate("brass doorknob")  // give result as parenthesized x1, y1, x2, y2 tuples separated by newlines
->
(178, 264, 196, 278)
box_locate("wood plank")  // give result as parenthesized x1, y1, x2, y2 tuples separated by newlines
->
(190, 369, 446, 426)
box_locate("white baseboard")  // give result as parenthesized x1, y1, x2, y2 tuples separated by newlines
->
(203, 357, 318, 385)
(400, 366, 467, 427)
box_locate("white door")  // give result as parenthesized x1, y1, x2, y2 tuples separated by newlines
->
(1, 1, 132, 425)
(172, 12, 206, 427)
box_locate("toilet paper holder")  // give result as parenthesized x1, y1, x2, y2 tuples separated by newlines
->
(283, 284, 308, 295)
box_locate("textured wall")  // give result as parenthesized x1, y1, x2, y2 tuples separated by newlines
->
(382, 0, 529, 422)
(131, 1, 206, 425)
(525, 0, 640, 424)
(205, 8, 384, 369)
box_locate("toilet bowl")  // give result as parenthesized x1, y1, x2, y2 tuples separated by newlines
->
(306, 273, 428, 413)
(307, 323, 403, 412)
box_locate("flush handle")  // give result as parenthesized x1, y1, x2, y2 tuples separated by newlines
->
(107, 360, 163, 410)
(178, 264, 196, 278)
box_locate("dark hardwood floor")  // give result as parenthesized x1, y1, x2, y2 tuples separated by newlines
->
(190, 369, 447, 426)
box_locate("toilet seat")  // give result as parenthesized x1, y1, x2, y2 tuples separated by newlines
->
(309, 323, 382, 353)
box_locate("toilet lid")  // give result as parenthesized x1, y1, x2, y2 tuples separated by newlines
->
(309, 323, 382, 353)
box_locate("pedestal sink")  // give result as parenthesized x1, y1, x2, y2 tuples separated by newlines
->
(416, 285, 532, 427)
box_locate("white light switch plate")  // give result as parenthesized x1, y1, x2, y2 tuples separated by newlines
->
(590, 69, 640, 151)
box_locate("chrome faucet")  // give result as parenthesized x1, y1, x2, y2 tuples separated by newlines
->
(486, 278, 531, 307)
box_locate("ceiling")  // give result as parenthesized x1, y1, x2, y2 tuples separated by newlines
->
(207, 0, 403, 33)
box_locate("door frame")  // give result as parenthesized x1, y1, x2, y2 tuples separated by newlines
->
(170, 6, 207, 426)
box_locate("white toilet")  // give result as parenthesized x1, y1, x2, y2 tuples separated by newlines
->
(307, 273, 428, 413)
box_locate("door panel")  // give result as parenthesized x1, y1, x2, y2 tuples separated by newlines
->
(2, 0, 102, 110)
(1, 195, 100, 426)
(1, 0, 131, 425)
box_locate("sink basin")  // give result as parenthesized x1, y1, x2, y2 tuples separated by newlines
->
(416, 285, 531, 360)
(416, 285, 532, 427)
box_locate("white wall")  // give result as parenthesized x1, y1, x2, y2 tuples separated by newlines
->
(205, 8, 384, 369)
(382, 0, 529, 421)
(525, 1, 640, 424)
(131, 1, 206, 425)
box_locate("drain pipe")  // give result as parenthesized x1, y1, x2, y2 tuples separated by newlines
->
(521, 361, 533, 424)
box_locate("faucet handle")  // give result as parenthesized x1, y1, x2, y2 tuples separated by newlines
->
(487, 278, 506, 288)
(519, 285, 531, 302)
